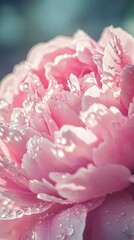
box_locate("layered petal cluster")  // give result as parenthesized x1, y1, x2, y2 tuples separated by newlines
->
(0, 26, 134, 239)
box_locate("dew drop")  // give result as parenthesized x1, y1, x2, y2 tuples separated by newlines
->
(122, 224, 129, 233)
(106, 221, 111, 226)
(15, 209, 24, 218)
(61, 174, 66, 179)
(57, 149, 64, 158)
(5, 136, 11, 143)
(61, 138, 67, 145)
(56, 138, 61, 144)
(114, 59, 120, 65)
(93, 54, 103, 71)
(120, 212, 126, 217)
(0, 99, 8, 109)
(56, 233, 65, 239)
(115, 219, 119, 223)
(65, 226, 74, 236)
(86, 113, 97, 127)
(105, 209, 110, 214)
(31, 231, 38, 240)
(14, 135, 22, 142)
(0, 132, 3, 137)
(20, 82, 29, 93)
(3, 199, 10, 206)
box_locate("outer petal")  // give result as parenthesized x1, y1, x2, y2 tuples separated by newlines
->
(0, 195, 52, 221)
(25, 205, 88, 240)
(98, 27, 134, 85)
(27, 36, 75, 70)
(120, 64, 134, 109)
(27, 34, 83, 88)
(92, 191, 134, 240)
(0, 62, 33, 122)
(99, 27, 134, 63)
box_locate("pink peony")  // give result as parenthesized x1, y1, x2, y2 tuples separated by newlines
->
(0, 26, 134, 239)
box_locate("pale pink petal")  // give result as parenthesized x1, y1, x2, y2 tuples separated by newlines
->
(81, 103, 134, 170)
(0, 123, 41, 164)
(37, 192, 72, 204)
(27, 36, 76, 88)
(49, 99, 84, 127)
(74, 30, 99, 48)
(45, 53, 90, 88)
(0, 62, 32, 122)
(76, 41, 102, 86)
(58, 90, 81, 114)
(29, 179, 57, 196)
(27, 36, 75, 69)
(0, 154, 29, 190)
(0, 62, 30, 105)
(99, 27, 132, 85)
(120, 64, 134, 109)
(50, 164, 131, 202)
(82, 80, 122, 111)
(22, 136, 71, 180)
(52, 125, 97, 170)
(0, 156, 54, 214)
(99, 27, 134, 63)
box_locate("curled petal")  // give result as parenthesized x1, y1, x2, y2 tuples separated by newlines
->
(50, 164, 131, 202)
(81, 103, 134, 170)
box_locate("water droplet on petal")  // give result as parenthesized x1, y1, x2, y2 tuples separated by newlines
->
(65, 226, 74, 236)
(0, 99, 8, 109)
(31, 231, 38, 240)
(120, 212, 126, 217)
(61, 174, 66, 179)
(20, 82, 29, 93)
(106, 221, 111, 226)
(57, 149, 64, 158)
(105, 209, 110, 214)
(56, 233, 65, 239)
(115, 219, 119, 223)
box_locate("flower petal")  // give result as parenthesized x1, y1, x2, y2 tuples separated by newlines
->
(92, 191, 134, 240)
(26, 205, 88, 240)
(81, 103, 134, 170)
(50, 164, 131, 202)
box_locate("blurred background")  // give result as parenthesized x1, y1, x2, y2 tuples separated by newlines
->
(0, 0, 133, 80)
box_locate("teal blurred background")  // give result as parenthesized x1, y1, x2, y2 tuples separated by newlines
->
(0, 0, 133, 80)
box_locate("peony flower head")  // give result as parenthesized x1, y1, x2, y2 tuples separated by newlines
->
(0, 26, 134, 239)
